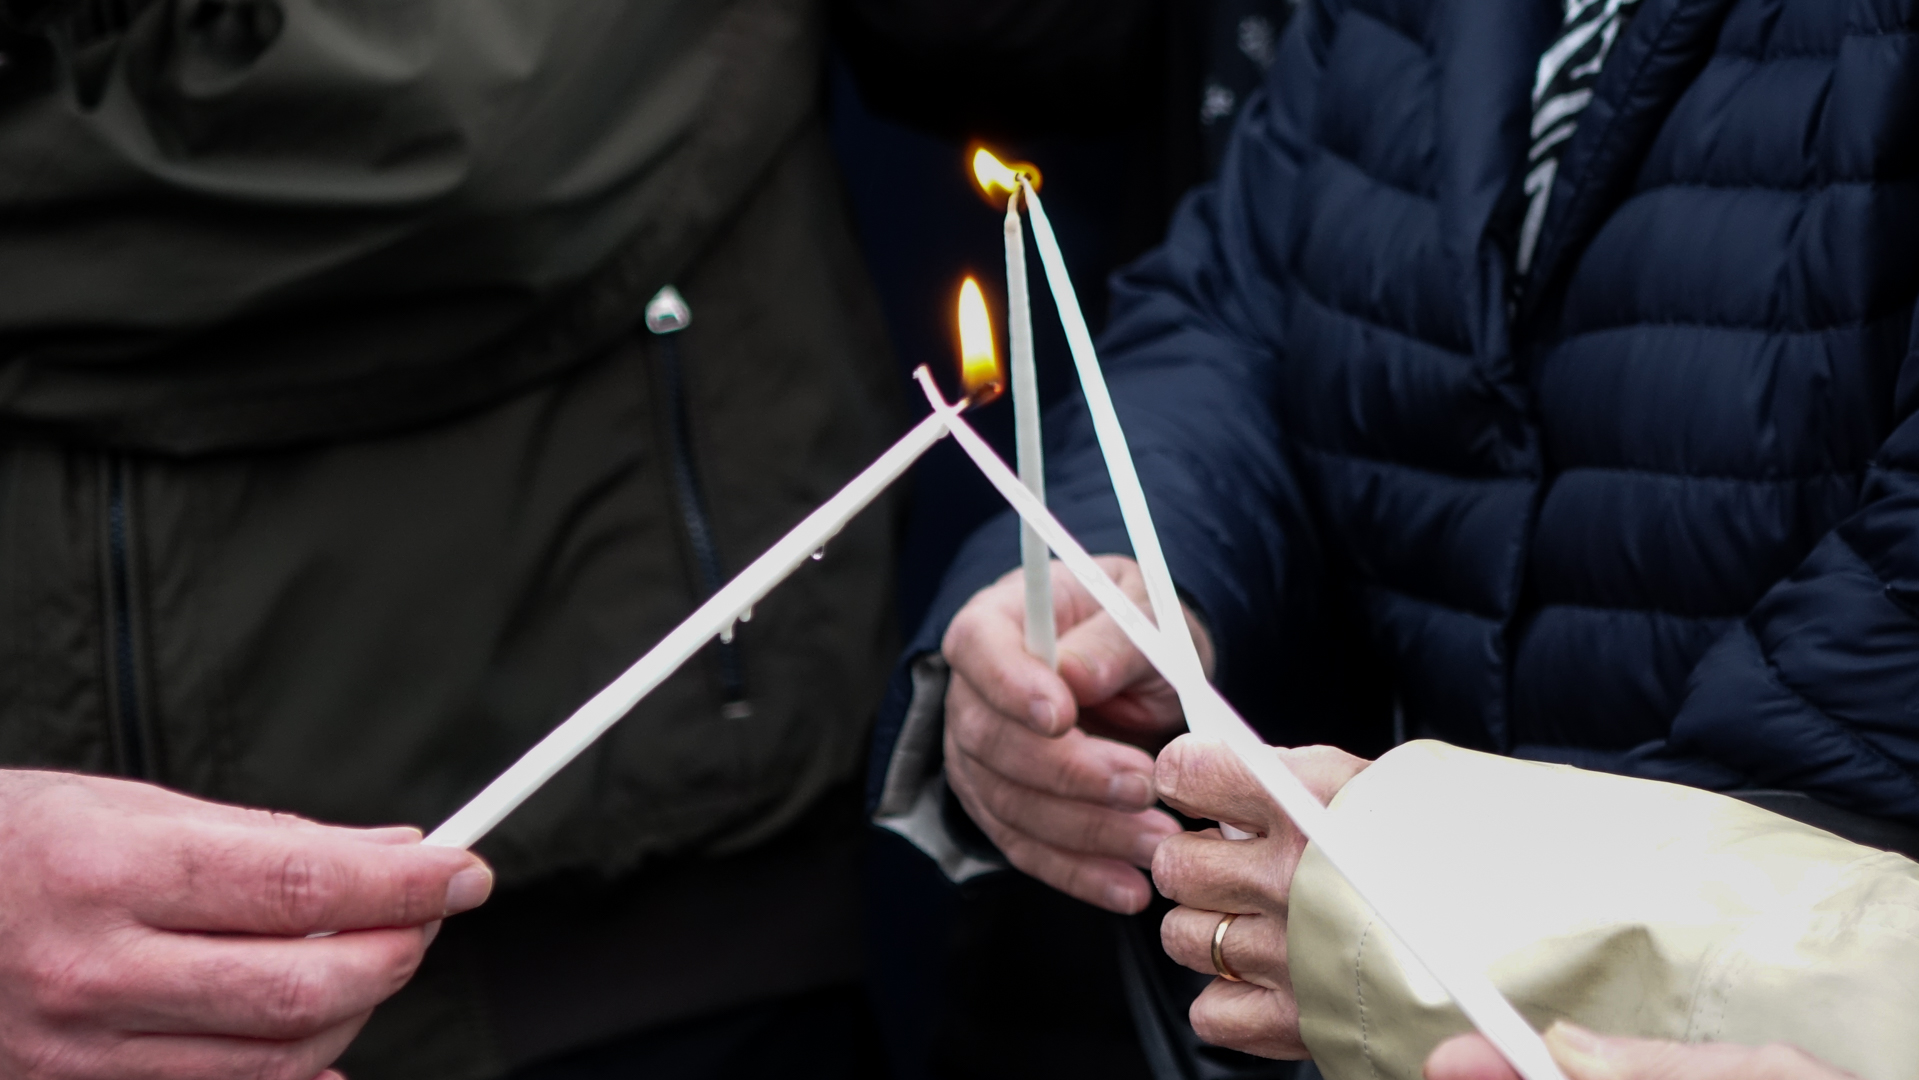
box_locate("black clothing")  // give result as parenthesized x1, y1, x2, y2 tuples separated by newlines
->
(505, 984, 884, 1080)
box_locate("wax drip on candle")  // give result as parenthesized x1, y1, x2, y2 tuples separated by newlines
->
(719, 623, 736, 645)
(810, 547, 825, 561)
(739, 605, 754, 622)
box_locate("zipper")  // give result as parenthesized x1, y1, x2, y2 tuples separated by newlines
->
(646, 286, 751, 719)
(103, 454, 152, 777)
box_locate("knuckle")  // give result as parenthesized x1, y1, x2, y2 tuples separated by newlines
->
(262, 966, 332, 1033)
(972, 772, 1020, 820)
(1071, 810, 1111, 853)
(23, 950, 108, 1024)
(1063, 759, 1107, 799)
(272, 852, 335, 928)
(381, 934, 428, 989)
(997, 834, 1052, 882)
(12, 1034, 98, 1080)
(946, 703, 993, 756)
(1060, 861, 1106, 904)
(941, 610, 984, 661)
(40, 849, 122, 903)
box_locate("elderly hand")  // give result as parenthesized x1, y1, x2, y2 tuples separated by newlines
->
(942, 556, 1211, 914)
(1150, 734, 1370, 1057)
(0, 770, 492, 1080)
(1427, 1024, 1856, 1080)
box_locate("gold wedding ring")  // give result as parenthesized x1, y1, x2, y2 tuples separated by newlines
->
(1211, 912, 1245, 983)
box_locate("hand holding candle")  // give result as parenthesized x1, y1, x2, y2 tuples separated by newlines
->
(917, 367, 1567, 1080)
(974, 147, 1245, 834)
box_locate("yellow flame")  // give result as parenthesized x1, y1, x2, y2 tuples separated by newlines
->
(957, 277, 1003, 404)
(969, 145, 1042, 202)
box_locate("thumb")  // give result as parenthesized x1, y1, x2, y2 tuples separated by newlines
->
(1544, 1023, 1848, 1080)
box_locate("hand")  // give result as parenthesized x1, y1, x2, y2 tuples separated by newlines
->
(1150, 735, 1370, 1058)
(941, 556, 1212, 914)
(1427, 1023, 1857, 1080)
(0, 770, 493, 1080)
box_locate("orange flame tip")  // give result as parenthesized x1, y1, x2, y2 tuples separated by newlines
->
(968, 145, 1042, 205)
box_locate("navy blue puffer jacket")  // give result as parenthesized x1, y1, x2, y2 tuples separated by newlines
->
(878, 0, 1919, 825)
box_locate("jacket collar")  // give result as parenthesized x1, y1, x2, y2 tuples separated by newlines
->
(1515, 0, 1742, 328)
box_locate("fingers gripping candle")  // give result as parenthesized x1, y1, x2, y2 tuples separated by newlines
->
(975, 147, 1246, 834)
(971, 148, 1203, 684)
(916, 367, 1569, 1080)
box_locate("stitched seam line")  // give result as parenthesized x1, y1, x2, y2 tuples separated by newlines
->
(1533, 601, 1743, 622)
(1315, 141, 1441, 204)
(1356, 918, 1380, 1080)
(1715, 24, 1919, 62)
(1290, 239, 1476, 357)
(1555, 463, 1863, 485)
(1636, 177, 1898, 194)
(1364, 580, 1504, 626)
(1347, 1, 1436, 58)
(1558, 305, 1911, 340)
(1294, 437, 1535, 487)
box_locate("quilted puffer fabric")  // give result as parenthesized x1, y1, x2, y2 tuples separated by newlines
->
(874, 0, 1919, 826)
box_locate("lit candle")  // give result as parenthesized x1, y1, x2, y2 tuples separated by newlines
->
(915, 367, 1567, 1080)
(1004, 201, 1055, 666)
(427, 283, 1011, 852)
(966, 156, 1056, 666)
(424, 407, 958, 851)
(976, 148, 1241, 830)
(971, 148, 1203, 683)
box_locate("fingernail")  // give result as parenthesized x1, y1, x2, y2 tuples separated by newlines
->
(1029, 698, 1059, 731)
(443, 865, 494, 916)
(1155, 751, 1181, 801)
(423, 920, 443, 947)
(1544, 1022, 1617, 1080)
(1109, 772, 1154, 809)
(1104, 883, 1140, 912)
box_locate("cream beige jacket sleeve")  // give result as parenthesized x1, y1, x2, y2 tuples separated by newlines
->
(1289, 740, 1919, 1080)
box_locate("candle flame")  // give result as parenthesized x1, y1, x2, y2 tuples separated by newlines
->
(956, 277, 1004, 405)
(969, 145, 1042, 204)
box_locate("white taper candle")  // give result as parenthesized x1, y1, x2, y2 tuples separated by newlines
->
(1006, 191, 1055, 667)
(1019, 178, 1203, 685)
(915, 367, 1567, 1080)
(1019, 177, 1245, 840)
(423, 409, 952, 850)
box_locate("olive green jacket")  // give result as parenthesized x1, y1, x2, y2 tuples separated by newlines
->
(0, 2, 899, 1075)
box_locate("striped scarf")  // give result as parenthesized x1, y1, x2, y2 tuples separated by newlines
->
(1515, 0, 1645, 280)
